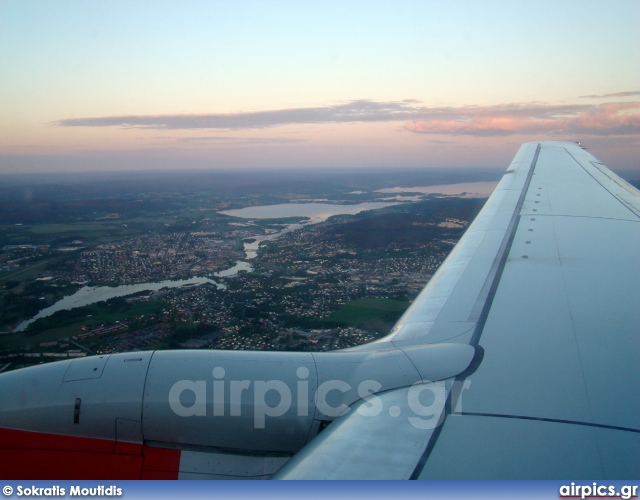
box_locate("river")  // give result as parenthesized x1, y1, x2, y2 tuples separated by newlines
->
(14, 276, 224, 332)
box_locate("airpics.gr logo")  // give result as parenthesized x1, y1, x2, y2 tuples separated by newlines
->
(168, 367, 473, 429)
(559, 483, 638, 500)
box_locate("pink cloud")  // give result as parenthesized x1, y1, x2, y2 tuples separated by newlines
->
(404, 102, 640, 137)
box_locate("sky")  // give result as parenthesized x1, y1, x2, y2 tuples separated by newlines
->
(1, 0, 639, 174)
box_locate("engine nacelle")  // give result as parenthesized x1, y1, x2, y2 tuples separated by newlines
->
(0, 344, 474, 478)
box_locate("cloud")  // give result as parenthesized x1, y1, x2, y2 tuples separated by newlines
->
(403, 102, 640, 137)
(53, 99, 640, 137)
(579, 91, 640, 98)
(54, 100, 426, 130)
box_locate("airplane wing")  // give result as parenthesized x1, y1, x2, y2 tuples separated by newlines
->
(275, 140, 640, 479)
(1, 141, 638, 479)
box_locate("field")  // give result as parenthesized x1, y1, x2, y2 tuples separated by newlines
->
(324, 298, 409, 326)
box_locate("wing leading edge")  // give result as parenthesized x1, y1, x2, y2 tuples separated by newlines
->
(274, 141, 640, 479)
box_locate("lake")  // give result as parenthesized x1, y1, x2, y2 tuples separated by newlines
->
(222, 201, 403, 260)
(375, 181, 498, 198)
(220, 201, 399, 223)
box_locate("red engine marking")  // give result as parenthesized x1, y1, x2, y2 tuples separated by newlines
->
(141, 445, 181, 479)
(0, 428, 181, 480)
(1, 449, 144, 480)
